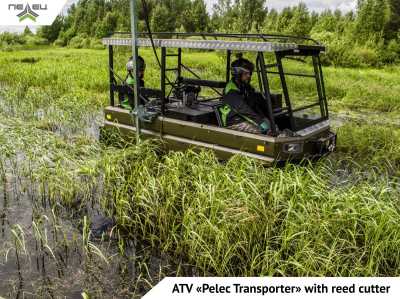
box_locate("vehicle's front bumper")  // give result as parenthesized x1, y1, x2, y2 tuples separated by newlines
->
(312, 131, 337, 157)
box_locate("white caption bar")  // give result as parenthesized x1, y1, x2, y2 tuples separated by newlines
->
(143, 277, 400, 299)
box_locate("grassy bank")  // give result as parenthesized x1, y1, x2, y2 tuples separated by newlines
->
(0, 47, 400, 296)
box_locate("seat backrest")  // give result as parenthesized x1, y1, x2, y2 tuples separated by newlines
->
(213, 103, 234, 127)
(213, 103, 224, 127)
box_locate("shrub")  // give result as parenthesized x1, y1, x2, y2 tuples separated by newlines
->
(25, 35, 49, 46)
(348, 46, 380, 67)
(0, 43, 14, 52)
(67, 35, 104, 50)
(54, 38, 67, 47)
(58, 28, 76, 45)
(89, 38, 105, 50)
(311, 31, 398, 68)
(0, 32, 26, 45)
(68, 35, 86, 49)
(380, 39, 400, 64)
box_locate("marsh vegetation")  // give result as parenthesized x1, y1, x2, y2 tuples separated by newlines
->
(0, 47, 399, 298)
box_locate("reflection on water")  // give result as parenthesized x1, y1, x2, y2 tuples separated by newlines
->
(0, 126, 192, 299)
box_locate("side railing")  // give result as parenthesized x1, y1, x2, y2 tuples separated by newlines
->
(110, 31, 324, 48)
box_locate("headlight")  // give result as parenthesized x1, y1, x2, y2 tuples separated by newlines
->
(283, 143, 303, 154)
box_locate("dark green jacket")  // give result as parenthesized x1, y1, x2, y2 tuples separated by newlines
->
(121, 74, 145, 109)
(221, 79, 265, 126)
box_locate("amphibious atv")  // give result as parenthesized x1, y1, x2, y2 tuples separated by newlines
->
(101, 32, 336, 165)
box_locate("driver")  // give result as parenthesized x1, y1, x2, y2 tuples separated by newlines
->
(222, 56, 272, 135)
(121, 56, 146, 109)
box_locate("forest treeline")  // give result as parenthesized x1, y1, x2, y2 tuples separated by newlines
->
(1, 0, 399, 67)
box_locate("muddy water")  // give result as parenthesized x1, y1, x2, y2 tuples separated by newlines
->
(0, 180, 196, 298)
(0, 137, 182, 298)
(0, 157, 135, 298)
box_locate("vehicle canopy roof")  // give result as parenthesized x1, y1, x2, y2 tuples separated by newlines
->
(102, 32, 325, 54)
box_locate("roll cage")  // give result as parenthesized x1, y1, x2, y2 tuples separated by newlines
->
(103, 32, 328, 135)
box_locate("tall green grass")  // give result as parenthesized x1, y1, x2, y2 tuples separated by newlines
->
(1, 47, 400, 115)
(0, 47, 399, 280)
(1, 117, 399, 277)
(96, 138, 400, 276)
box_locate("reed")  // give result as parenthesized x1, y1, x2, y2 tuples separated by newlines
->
(0, 46, 399, 297)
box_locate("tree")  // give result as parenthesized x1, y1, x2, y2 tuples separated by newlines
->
(385, 0, 400, 40)
(213, 0, 238, 32)
(37, 15, 64, 42)
(275, 7, 294, 33)
(311, 10, 337, 33)
(181, 0, 210, 32)
(263, 9, 278, 32)
(310, 11, 319, 28)
(287, 3, 312, 36)
(355, 0, 390, 42)
(23, 26, 33, 35)
(236, 0, 267, 33)
(151, 3, 176, 32)
(95, 11, 118, 38)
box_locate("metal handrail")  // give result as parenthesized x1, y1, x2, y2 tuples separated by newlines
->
(110, 31, 322, 47)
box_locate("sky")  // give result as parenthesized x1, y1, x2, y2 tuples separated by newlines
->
(1, 0, 358, 33)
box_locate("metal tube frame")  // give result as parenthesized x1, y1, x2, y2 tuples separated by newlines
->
(130, 0, 140, 143)
(161, 47, 166, 116)
(257, 52, 278, 135)
(312, 55, 327, 119)
(106, 29, 329, 134)
(266, 71, 316, 78)
(275, 53, 295, 130)
(226, 50, 231, 83)
(265, 53, 328, 130)
(177, 48, 182, 79)
(181, 64, 223, 97)
(108, 45, 115, 107)
(317, 55, 329, 119)
(112, 31, 323, 47)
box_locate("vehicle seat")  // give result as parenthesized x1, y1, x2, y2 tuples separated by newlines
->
(271, 93, 283, 113)
(214, 103, 240, 127)
(214, 103, 225, 127)
(213, 103, 261, 134)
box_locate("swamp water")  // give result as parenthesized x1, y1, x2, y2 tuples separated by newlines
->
(0, 109, 199, 298)
(0, 151, 198, 298)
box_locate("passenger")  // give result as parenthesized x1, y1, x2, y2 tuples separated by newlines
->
(222, 57, 272, 135)
(121, 56, 146, 109)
